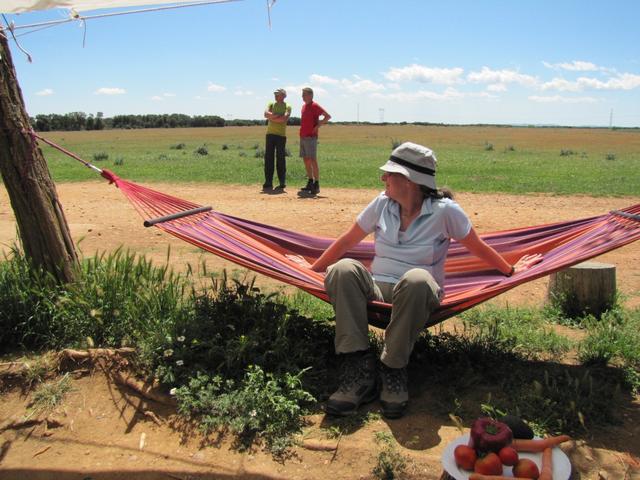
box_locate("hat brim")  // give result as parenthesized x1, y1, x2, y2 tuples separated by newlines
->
(380, 160, 436, 189)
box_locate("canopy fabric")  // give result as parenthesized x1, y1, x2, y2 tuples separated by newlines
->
(2, 1, 210, 14)
(99, 168, 640, 327)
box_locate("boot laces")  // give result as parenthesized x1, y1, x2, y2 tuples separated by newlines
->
(338, 354, 371, 393)
(381, 366, 407, 394)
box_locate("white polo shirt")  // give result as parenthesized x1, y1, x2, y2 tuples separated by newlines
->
(356, 192, 472, 294)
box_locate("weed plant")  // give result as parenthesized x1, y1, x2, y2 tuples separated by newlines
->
(372, 431, 408, 480)
(30, 373, 72, 415)
(0, 248, 189, 351)
(460, 305, 571, 359)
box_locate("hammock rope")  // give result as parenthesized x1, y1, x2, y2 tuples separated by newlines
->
(32, 132, 640, 326)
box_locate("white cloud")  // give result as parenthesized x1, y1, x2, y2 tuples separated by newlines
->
(372, 87, 464, 102)
(384, 64, 465, 85)
(207, 82, 226, 92)
(577, 73, 640, 90)
(151, 96, 163, 101)
(467, 67, 538, 88)
(540, 78, 582, 92)
(163, 93, 176, 97)
(285, 84, 328, 96)
(543, 60, 600, 71)
(310, 74, 340, 85)
(234, 90, 255, 96)
(528, 95, 598, 103)
(487, 83, 507, 92)
(340, 78, 385, 94)
(95, 87, 126, 95)
(35, 88, 54, 96)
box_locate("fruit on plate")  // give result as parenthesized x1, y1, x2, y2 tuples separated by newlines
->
(454, 444, 477, 471)
(469, 417, 514, 453)
(513, 458, 540, 478)
(473, 452, 503, 475)
(497, 445, 519, 466)
(499, 414, 534, 439)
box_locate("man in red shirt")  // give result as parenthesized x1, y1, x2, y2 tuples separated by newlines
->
(299, 87, 331, 195)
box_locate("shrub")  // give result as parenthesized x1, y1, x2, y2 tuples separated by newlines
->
(484, 142, 494, 151)
(170, 143, 186, 150)
(390, 138, 404, 150)
(605, 152, 616, 161)
(174, 366, 314, 456)
(560, 149, 576, 156)
(221, 144, 229, 150)
(195, 146, 208, 156)
(113, 156, 124, 166)
(93, 152, 109, 161)
(254, 148, 265, 158)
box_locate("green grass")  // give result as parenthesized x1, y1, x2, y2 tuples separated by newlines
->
(37, 125, 640, 196)
(1, 248, 639, 454)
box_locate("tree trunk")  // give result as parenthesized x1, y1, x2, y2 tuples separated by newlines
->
(548, 261, 616, 318)
(0, 29, 77, 283)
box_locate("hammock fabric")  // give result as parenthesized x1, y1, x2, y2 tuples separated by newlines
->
(97, 169, 640, 327)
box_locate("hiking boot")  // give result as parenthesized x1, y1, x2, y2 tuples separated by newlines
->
(262, 183, 273, 192)
(274, 184, 286, 191)
(299, 178, 314, 193)
(326, 351, 377, 416)
(379, 363, 408, 419)
(311, 180, 320, 195)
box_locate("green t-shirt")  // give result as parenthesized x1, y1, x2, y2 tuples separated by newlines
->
(266, 101, 291, 137)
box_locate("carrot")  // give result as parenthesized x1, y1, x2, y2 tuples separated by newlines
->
(539, 446, 554, 480)
(511, 434, 571, 452)
(468, 474, 531, 480)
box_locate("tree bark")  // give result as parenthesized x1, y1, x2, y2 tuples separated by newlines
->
(0, 28, 77, 283)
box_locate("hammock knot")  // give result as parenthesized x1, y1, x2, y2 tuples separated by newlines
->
(101, 169, 119, 185)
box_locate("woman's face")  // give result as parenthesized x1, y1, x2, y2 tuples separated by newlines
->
(381, 171, 409, 199)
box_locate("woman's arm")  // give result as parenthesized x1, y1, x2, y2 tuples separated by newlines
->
(458, 227, 542, 275)
(311, 222, 368, 272)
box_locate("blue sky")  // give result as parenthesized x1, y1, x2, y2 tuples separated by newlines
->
(4, 0, 640, 126)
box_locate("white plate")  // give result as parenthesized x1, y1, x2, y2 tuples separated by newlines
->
(441, 433, 572, 480)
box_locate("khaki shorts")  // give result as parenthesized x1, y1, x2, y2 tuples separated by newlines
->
(299, 136, 318, 159)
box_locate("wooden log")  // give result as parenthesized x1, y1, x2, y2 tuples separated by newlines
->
(548, 261, 616, 318)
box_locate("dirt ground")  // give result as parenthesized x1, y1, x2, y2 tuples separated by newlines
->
(1, 182, 639, 479)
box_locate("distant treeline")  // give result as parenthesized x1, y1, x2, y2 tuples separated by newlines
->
(29, 112, 634, 132)
(30, 112, 304, 132)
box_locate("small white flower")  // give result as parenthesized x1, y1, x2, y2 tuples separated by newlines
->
(163, 349, 174, 357)
(250, 409, 257, 417)
(177, 336, 185, 342)
(176, 360, 184, 366)
(169, 388, 177, 396)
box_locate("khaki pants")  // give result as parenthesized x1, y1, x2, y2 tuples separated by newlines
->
(324, 258, 441, 368)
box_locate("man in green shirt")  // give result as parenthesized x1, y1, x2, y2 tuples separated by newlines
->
(263, 88, 292, 192)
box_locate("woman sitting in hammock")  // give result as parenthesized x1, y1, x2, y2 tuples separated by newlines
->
(311, 142, 541, 419)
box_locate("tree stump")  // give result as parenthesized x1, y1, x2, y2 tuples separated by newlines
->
(548, 261, 616, 318)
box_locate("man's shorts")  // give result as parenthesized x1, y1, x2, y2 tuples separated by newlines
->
(299, 136, 318, 159)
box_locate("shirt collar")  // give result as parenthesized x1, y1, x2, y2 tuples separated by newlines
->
(388, 196, 433, 218)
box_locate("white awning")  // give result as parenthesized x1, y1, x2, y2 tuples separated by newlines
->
(3, 1, 214, 14)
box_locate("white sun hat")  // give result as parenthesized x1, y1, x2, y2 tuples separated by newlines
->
(380, 142, 437, 189)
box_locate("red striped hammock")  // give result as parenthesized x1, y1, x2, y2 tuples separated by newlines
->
(97, 169, 640, 327)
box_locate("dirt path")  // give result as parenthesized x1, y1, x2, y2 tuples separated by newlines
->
(1, 183, 639, 479)
(1, 182, 639, 308)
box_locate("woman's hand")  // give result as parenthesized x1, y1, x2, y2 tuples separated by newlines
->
(513, 253, 543, 274)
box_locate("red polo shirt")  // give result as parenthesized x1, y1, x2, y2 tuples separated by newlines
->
(300, 101, 327, 138)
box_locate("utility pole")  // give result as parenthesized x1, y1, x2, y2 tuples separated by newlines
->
(609, 108, 613, 129)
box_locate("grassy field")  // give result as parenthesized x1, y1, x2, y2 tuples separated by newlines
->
(39, 124, 640, 196)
